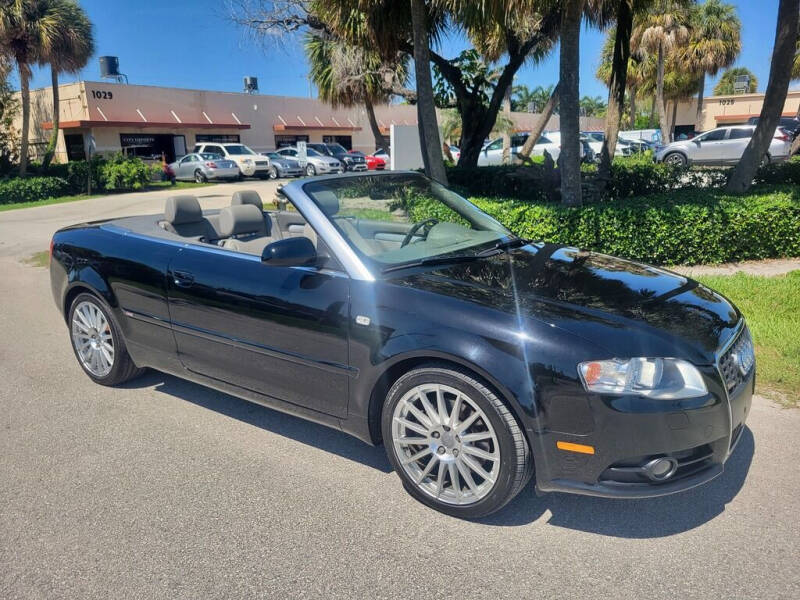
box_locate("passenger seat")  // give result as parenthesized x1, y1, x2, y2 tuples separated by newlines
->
(218, 204, 276, 255)
(232, 189, 281, 239)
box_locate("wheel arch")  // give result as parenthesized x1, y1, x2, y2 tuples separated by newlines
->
(62, 272, 117, 323)
(663, 150, 689, 165)
(364, 351, 531, 450)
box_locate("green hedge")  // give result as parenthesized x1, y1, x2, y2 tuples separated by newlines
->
(411, 185, 800, 265)
(0, 176, 70, 205)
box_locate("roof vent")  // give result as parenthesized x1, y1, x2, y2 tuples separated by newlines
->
(99, 56, 128, 84)
(243, 76, 259, 94)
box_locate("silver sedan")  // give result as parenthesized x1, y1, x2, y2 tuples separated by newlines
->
(170, 153, 240, 182)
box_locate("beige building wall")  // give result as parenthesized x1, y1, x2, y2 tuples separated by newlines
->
(13, 80, 604, 163)
(674, 90, 800, 133)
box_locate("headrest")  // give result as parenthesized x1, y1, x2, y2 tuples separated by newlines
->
(231, 189, 263, 211)
(165, 195, 202, 225)
(313, 189, 340, 215)
(219, 204, 267, 238)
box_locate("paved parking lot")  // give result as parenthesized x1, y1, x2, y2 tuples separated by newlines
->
(1, 182, 799, 599)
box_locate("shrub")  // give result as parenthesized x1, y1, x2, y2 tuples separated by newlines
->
(45, 156, 106, 193)
(407, 185, 800, 265)
(98, 154, 155, 191)
(0, 176, 70, 205)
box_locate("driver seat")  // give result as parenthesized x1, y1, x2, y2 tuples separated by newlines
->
(311, 190, 382, 255)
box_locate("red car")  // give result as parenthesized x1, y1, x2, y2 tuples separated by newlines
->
(349, 150, 385, 170)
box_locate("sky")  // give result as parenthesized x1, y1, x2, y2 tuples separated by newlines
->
(14, 0, 787, 101)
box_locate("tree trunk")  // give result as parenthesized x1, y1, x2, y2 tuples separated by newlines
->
(598, 0, 632, 189)
(42, 68, 60, 170)
(501, 86, 512, 164)
(558, 0, 582, 206)
(409, 0, 447, 184)
(18, 64, 31, 177)
(364, 96, 388, 151)
(656, 44, 670, 142)
(694, 75, 705, 132)
(670, 101, 678, 135)
(726, 0, 799, 193)
(649, 93, 656, 127)
(629, 84, 637, 129)
(517, 84, 559, 160)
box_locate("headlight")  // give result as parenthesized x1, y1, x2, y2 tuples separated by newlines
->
(242, 159, 253, 164)
(578, 358, 707, 399)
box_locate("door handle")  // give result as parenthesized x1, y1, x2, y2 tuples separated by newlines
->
(172, 270, 195, 287)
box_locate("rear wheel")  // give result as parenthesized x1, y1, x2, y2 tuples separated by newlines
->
(269, 166, 279, 179)
(306, 164, 316, 177)
(68, 293, 143, 386)
(194, 169, 207, 183)
(382, 364, 532, 518)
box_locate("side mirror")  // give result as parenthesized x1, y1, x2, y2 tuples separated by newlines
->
(261, 237, 317, 267)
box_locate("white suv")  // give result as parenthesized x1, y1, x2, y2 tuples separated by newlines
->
(656, 125, 792, 167)
(192, 142, 270, 178)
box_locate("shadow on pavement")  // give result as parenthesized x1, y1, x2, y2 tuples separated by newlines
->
(131, 370, 754, 537)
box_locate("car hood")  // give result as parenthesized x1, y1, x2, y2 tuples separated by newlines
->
(272, 157, 298, 167)
(389, 244, 740, 364)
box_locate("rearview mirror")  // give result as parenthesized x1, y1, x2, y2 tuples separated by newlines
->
(261, 237, 317, 267)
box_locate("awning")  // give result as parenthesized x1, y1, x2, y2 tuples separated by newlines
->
(41, 120, 251, 130)
(273, 114, 361, 132)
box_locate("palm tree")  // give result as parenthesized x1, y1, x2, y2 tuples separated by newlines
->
(306, 34, 407, 151)
(713, 66, 758, 95)
(559, 0, 584, 206)
(683, 0, 740, 130)
(726, 0, 799, 193)
(633, 0, 690, 143)
(41, 0, 93, 168)
(579, 95, 607, 116)
(516, 83, 559, 161)
(513, 84, 558, 113)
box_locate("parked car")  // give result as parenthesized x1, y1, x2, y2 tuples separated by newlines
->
(542, 132, 596, 163)
(446, 145, 461, 162)
(51, 172, 753, 518)
(192, 142, 270, 179)
(655, 125, 792, 167)
(349, 150, 385, 170)
(478, 132, 592, 166)
(168, 153, 239, 183)
(582, 132, 635, 157)
(747, 116, 800, 140)
(373, 147, 390, 163)
(276, 146, 343, 176)
(264, 152, 303, 179)
(309, 142, 367, 171)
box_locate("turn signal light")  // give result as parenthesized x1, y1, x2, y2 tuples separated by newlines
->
(557, 441, 595, 455)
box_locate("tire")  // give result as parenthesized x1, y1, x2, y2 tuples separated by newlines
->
(381, 364, 532, 519)
(664, 152, 687, 168)
(306, 164, 316, 177)
(68, 293, 144, 386)
(269, 166, 279, 179)
(194, 169, 207, 183)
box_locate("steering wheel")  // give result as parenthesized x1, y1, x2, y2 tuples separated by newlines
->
(401, 218, 439, 247)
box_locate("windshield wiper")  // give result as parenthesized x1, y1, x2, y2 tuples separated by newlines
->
(475, 237, 528, 256)
(381, 254, 485, 274)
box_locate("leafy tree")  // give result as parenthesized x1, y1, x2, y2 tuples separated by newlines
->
(0, 57, 19, 174)
(512, 83, 557, 112)
(726, 0, 799, 193)
(712, 66, 758, 95)
(579, 95, 607, 116)
(682, 0, 740, 128)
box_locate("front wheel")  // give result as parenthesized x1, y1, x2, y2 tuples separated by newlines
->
(194, 169, 207, 183)
(268, 166, 279, 179)
(306, 164, 316, 177)
(382, 364, 532, 519)
(68, 293, 143, 386)
(664, 152, 687, 168)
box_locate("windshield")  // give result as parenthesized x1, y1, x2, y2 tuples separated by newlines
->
(267, 152, 281, 159)
(225, 144, 256, 155)
(306, 148, 323, 157)
(302, 173, 514, 270)
(327, 143, 348, 154)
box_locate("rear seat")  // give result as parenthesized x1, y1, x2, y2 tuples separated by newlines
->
(160, 195, 219, 242)
(218, 205, 277, 255)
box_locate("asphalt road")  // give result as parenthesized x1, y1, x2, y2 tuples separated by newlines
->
(1, 183, 799, 599)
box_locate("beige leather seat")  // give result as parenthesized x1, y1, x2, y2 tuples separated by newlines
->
(161, 195, 218, 242)
(218, 205, 277, 255)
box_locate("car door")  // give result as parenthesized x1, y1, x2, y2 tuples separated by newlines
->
(478, 139, 503, 166)
(166, 244, 351, 418)
(176, 154, 197, 180)
(691, 129, 728, 165)
(725, 128, 753, 163)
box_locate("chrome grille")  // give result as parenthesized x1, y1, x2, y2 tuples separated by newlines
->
(718, 326, 754, 393)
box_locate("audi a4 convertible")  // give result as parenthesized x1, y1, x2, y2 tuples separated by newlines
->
(50, 172, 754, 518)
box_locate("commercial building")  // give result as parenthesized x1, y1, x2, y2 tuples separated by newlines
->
(670, 90, 800, 138)
(18, 80, 602, 164)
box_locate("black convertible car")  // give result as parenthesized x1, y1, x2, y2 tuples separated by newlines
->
(50, 172, 754, 518)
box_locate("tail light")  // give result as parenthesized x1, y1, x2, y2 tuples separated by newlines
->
(775, 129, 791, 142)
(205, 161, 218, 168)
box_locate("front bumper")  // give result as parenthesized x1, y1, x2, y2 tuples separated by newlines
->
(534, 369, 754, 498)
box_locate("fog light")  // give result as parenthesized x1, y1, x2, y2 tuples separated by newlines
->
(643, 457, 678, 481)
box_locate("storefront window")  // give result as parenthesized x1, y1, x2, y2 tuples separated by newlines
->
(195, 134, 241, 143)
(322, 135, 352, 150)
(275, 134, 309, 148)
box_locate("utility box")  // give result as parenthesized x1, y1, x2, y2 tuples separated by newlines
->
(390, 124, 424, 171)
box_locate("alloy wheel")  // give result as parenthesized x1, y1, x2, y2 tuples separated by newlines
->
(391, 383, 500, 505)
(194, 170, 207, 183)
(71, 300, 114, 377)
(306, 164, 316, 176)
